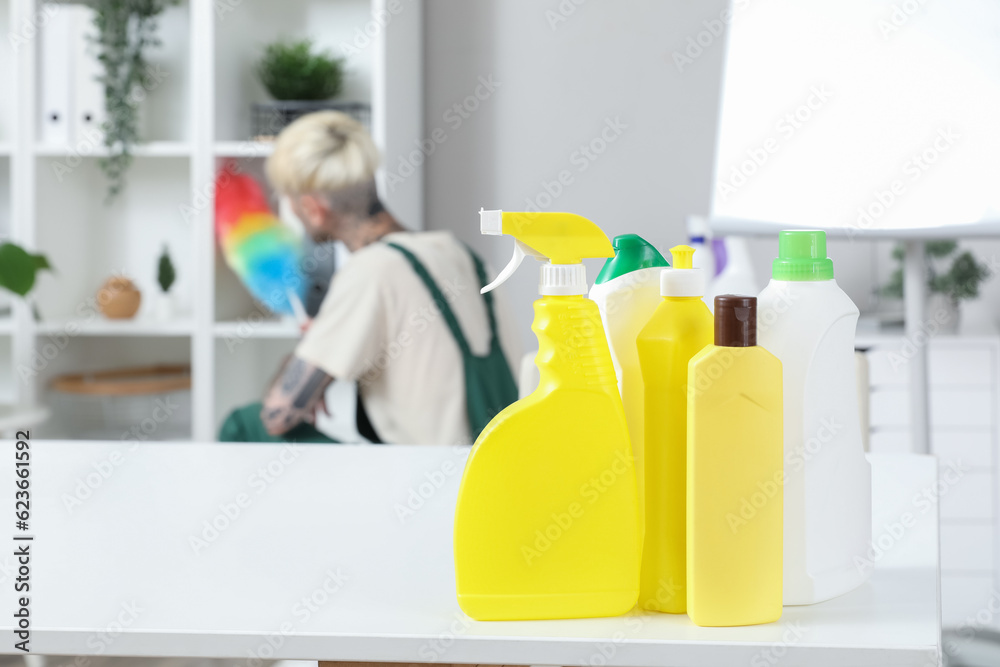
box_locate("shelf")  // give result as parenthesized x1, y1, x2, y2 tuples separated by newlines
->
(213, 320, 300, 340)
(0, 317, 12, 335)
(35, 317, 194, 338)
(213, 141, 274, 158)
(34, 142, 191, 158)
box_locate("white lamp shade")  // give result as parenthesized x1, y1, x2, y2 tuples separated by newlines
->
(709, 0, 1000, 239)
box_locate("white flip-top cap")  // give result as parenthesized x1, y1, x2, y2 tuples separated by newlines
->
(661, 267, 705, 297)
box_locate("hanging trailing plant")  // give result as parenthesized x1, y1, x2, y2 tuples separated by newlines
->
(88, 0, 176, 201)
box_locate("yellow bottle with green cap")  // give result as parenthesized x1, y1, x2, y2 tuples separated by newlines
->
(635, 245, 714, 613)
(454, 209, 639, 621)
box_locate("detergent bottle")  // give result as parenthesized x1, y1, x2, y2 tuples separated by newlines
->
(635, 245, 713, 613)
(454, 209, 639, 621)
(757, 230, 872, 605)
(687, 295, 783, 627)
(589, 234, 669, 532)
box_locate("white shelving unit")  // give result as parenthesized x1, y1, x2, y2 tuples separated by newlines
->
(5, 0, 424, 441)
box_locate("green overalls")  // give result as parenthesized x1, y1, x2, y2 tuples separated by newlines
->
(219, 243, 517, 444)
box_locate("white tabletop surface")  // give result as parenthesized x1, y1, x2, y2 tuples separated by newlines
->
(0, 442, 940, 666)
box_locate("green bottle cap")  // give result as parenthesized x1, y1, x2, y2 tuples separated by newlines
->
(594, 234, 669, 284)
(772, 230, 834, 281)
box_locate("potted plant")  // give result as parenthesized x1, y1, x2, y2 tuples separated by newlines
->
(155, 245, 176, 321)
(0, 242, 52, 320)
(880, 240, 991, 333)
(252, 38, 367, 138)
(87, 0, 177, 201)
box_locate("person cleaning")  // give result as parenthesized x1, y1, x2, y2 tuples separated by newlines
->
(219, 111, 521, 445)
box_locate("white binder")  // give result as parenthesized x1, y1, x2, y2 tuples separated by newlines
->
(69, 4, 106, 146)
(39, 3, 72, 146)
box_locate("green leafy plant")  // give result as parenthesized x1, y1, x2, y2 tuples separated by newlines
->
(256, 39, 345, 101)
(0, 243, 51, 297)
(157, 245, 175, 293)
(89, 0, 176, 201)
(880, 240, 991, 303)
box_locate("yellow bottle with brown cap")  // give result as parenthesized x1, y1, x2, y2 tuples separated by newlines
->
(687, 295, 783, 627)
(635, 245, 713, 613)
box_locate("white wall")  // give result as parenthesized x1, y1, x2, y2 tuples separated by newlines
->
(423, 0, 729, 350)
(422, 0, 1000, 346)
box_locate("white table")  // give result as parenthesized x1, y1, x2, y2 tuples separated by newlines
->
(0, 442, 940, 666)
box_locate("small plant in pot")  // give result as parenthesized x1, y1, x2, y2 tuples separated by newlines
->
(155, 245, 176, 321)
(252, 38, 353, 139)
(879, 240, 991, 332)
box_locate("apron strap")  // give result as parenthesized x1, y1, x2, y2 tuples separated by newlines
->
(385, 242, 473, 357)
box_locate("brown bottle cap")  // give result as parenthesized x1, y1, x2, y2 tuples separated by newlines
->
(714, 295, 756, 347)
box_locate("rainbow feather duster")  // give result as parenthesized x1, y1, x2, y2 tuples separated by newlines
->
(214, 163, 305, 316)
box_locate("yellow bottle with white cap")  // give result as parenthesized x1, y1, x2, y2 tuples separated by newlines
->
(635, 245, 714, 613)
(454, 209, 639, 621)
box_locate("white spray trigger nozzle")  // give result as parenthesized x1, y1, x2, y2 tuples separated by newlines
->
(481, 239, 545, 294)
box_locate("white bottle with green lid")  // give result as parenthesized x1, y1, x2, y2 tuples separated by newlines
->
(589, 234, 669, 534)
(757, 230, 872, 606)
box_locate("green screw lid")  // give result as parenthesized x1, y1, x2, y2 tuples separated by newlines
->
(594, 234, 669, 284)
(772, 230, 834, 281)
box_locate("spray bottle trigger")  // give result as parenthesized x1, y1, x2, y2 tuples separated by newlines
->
(481, 239, 546, 294)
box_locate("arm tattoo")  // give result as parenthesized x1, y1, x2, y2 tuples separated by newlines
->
(261, 356, 333, 435)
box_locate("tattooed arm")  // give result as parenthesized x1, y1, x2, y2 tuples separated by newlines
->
(260, 355, 334, 436)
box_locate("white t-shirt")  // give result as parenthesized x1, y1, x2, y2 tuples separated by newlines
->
(296, 231, 521, 445)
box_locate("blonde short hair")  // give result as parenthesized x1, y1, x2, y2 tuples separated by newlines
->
(266, 111, 380, 200)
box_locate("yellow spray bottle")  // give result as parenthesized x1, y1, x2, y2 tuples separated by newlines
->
(454, 209, 639, 621)
(635, 245, 713, 613)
